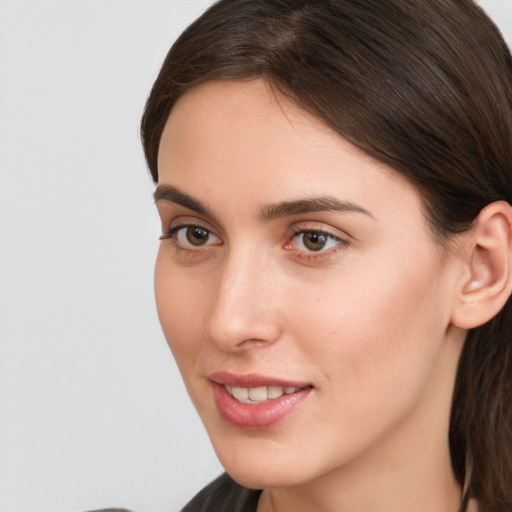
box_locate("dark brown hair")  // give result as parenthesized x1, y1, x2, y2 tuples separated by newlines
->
(141, 1, 512, 510)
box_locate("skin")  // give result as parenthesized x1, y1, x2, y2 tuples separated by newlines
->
(155, 79, 467, 512)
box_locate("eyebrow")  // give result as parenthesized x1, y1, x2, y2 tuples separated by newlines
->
(260, 196, 374, 221)
(154, 184, 374, 221)
(154, 185, 211, 216)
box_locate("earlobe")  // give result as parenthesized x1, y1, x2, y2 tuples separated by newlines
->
(452, 201, 512, 330)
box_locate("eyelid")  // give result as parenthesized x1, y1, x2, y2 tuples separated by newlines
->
(286, 221, 351, 242)
(160, 221, 222, 250)
(159, 214, 218, 238)
(284, 222, 351, 259)
(159, 218, 350, 260)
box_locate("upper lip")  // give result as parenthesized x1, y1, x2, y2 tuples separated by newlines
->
(208, 371, 312, 389)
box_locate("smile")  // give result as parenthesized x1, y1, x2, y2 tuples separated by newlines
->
(208, 372, 313, 429)
(224, 384, 303, 404)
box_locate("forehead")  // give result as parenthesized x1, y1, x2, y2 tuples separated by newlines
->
(157, 79, 425, 228)
(158, 79, 343, 174)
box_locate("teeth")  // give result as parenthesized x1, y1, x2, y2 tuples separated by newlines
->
(231, 387, 248, 401)
(267, 386, 284, 399)
(225, 385, 301, 404)
(248, 386, 267, 401)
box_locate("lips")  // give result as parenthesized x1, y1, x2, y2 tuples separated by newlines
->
(208, 372, 313, 429)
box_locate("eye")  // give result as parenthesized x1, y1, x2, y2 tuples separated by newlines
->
(161, 225, 221, 248)
(289, 230, 344, 252)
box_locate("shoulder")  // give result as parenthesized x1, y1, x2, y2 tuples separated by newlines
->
(181, 473, 261, 512)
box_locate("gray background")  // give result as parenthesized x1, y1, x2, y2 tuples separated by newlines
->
(0, 1, 510, 511)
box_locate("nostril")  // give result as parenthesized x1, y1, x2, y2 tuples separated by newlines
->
(205, 310, 282, 351)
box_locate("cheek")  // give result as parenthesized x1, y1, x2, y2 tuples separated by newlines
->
(154, 253, 208, 366)
(286, 252, 449, 399)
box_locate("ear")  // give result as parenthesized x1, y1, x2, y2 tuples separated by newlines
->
(451, 201, 512, 330)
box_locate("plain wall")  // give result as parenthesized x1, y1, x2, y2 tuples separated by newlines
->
(0, 1, 510, 511)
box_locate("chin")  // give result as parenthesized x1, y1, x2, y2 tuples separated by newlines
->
(224, 462, 310, 490)
(209, 431, 329, 490)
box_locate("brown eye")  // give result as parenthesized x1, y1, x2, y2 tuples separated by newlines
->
(290, 230, 342, 253)
(171, 225, 221, 248)
(162, 224, 221, 248)
(303, 232, 328, 251)
(185, 226, 211, 246)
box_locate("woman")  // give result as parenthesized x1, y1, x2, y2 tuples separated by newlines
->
(141, 0, 512, 511)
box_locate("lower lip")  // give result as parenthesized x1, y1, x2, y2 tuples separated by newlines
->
(211, 382, 312, 429)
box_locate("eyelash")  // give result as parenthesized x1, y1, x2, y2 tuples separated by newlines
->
(159, 224, 220, 250)
(160, 223, 350, 260)
(286, 227, 350, 260)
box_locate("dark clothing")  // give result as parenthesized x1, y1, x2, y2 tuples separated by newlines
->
(181, 473, 261, 512)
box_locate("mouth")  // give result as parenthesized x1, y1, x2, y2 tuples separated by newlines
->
(223, 384, 307, 404)
(208, 372, 313, 429)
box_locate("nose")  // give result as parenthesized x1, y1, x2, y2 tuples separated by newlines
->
(205, 246, 283, 352)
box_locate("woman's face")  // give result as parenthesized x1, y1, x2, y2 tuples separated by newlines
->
(155, 80, 465, 489)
